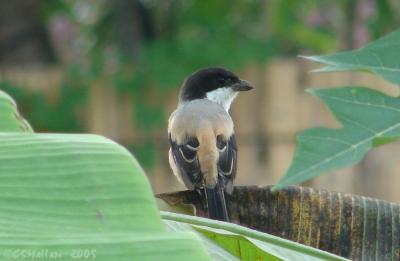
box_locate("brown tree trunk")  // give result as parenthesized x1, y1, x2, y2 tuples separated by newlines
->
(112, 0, 154, 62)
(0, 0, 54, 66)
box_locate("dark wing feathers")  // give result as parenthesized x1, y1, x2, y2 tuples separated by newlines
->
(169, 134, 203, 189)
(217, 135, 237, 194)
(169, 133, 237, 193)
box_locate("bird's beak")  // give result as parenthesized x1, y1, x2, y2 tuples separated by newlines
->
(231, 80, 254, 92)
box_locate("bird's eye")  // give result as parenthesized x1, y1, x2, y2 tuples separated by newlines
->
(216, 77, 225, 85)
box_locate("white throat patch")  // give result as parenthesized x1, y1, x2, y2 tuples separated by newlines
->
(205, 88, 238, 112)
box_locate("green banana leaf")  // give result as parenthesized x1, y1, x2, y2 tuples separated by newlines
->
(0, 90, 32, 132)
(162, 212, 348, 261)
(0, 89, 210, 260)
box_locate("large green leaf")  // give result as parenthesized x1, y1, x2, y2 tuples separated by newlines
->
(0, 90, 211, 260)
(164, 219, 240, 261)
(304, 29, 400, 85)
(273, 87, 400, 190)
(162, 212, 348, 261)
(0, 90, 32, 132)
(0, 133, 210, 260)
(0, 233, 208, 261)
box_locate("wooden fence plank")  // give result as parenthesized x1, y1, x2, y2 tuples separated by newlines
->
(231, 65, 265, 185)
(262, 59, 299, 183)
(0, 67, 62, 101)
(86, 81, 120, 140)
(263, 59, 299, 136)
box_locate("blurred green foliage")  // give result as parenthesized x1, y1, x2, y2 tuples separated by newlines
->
(1, 0, 399, 171)
(0, 78, 86, 132)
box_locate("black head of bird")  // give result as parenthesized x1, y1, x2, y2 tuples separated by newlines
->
(179, 67, 253, 110)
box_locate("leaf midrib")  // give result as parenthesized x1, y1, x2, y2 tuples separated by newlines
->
(281, 95, 400, 185)
(310, 55, 400, 73)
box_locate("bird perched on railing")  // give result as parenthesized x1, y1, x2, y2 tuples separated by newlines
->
(168, 67, 254, 221)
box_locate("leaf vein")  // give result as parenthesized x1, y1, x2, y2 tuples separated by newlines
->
(283, 121, 400, 185)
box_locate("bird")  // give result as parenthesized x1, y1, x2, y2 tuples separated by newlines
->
(168, 67, 254, 221)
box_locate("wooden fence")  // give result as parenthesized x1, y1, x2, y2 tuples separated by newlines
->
(1, 59, 399, 202)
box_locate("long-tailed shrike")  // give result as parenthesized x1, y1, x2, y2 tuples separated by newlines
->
(168, 67, 254, 221)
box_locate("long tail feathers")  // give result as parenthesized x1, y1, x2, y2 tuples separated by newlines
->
(204, 183, 230, 221)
